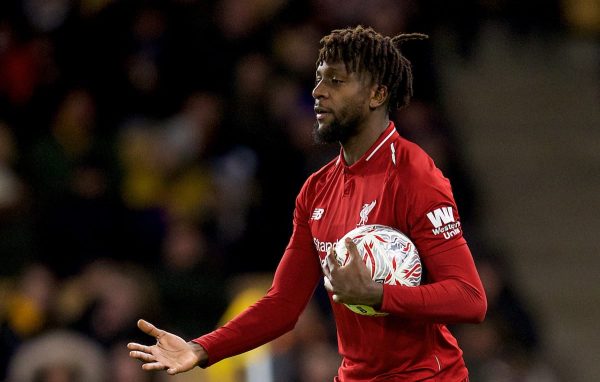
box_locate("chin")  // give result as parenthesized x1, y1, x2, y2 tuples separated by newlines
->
(316, 122, 329, 134)
(313, 117, 354, 144)
(313, 122, 334, 144)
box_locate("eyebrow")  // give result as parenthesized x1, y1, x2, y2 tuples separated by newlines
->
(316, 64, 348, 77)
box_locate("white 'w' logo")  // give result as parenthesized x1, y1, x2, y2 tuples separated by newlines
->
(426, 207, 454, 228)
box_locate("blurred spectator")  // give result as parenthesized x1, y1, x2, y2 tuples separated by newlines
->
(21, 0, 72, 34)
(27, 88, 114, 204)
(117, 91, 224, 263)
(122, 4, 170, 117)
(0, 122, 25, 211)
(214, 0, 287, 42)
(297, 342, 341, 382)
(0, 0, 577, 380)
(6, 329, 106, 382)
(0, 23, 61, 144)
(159, 92, 223, 169)
(117, 119, 169, 263)
(54, 259, 161, 348)
(0, 264, 58, 380)
(227, 52, 272, 145)
(0, 122, 35, 275)
(107, 340, 155, 382)
(272, 299, 340, 382)
(156, 218, 228, 338)
(271, 23, 320, 81)
(26, 88, 122, 276)
(203, 273, 273, 382)
(212, 146, 259, 244)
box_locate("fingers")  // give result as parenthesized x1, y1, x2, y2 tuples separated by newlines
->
(323, 260, 336, 300)
(127, 342, 156, 362)
(344, 238, 360, 264)
(325, 246, 339, 271)
(323, 276, 333, 292)
(324, 276, 342, 303)
(137, 319, 164, 339)
(129, 349, 156, 362)
(142, 362, 167, 372)
(322, 259, 332, 280)
(127, 333, 182, 375)
(322, 246, 337, 280)
(127, 342, 149, 352)
(128, 342, 175, 374)
(141, 362, 179, 375)
(325, 245, 344, 303)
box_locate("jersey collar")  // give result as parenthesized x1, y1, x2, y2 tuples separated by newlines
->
(337, 121, 398, 174)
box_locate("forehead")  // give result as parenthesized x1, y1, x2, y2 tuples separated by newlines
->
(315, 61, 350, 75)
(315, 60, 372, 83)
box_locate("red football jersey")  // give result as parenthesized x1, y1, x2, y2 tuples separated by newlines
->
(195, 122, 486, 381)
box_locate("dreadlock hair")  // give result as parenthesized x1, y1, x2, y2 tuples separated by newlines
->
(316, 25, 428, 111)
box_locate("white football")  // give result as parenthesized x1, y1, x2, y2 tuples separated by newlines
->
(333, 224, 422, 316)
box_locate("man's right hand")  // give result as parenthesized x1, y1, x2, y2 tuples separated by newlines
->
(127, 319, 208, 374)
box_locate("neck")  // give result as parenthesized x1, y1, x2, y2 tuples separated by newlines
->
(341, 116, 390, 165)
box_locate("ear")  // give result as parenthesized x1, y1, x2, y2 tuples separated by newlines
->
(369, 85, 388, 109)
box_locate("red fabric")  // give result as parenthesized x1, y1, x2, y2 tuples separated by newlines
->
(193, 221, 323, 366)
(381, 244, 486, 322)
(194, 122, 486, 381)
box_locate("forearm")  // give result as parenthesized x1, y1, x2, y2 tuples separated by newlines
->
(193, 289, 310, 365)
(194, 237, 322, 366)
(381, 244, 487, 323)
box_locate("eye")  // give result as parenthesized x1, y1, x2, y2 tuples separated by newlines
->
(315, 77, 322, 85)
(331, 77, 343, 84)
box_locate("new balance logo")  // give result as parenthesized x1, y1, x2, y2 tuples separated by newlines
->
(311, 208, 325, 220)
(426, 207, 454, 228)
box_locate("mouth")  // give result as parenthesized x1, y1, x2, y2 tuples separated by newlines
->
(314, 106, 331, 121)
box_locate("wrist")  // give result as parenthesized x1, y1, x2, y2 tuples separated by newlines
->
(188, 341, 208, 367)
(366, 281, 384, 308)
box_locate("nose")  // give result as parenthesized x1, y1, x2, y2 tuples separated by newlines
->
(312, 80, 326, 99)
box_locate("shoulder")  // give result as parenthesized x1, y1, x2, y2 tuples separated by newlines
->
(299, 156, 339, 194)
(392, 136, 449, 189)
(295, 156, 339, 208)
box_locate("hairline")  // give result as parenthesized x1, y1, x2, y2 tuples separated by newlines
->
(316, 59, 377, 86)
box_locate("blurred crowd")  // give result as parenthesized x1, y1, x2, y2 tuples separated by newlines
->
(1, 0, 595, 381)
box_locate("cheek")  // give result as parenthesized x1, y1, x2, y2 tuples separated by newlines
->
(339, 96, 368, 119)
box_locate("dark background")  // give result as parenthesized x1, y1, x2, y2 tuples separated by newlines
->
(0, 0, 598, 381)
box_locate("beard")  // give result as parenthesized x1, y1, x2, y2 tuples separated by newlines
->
(312, 106, 363, 145)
